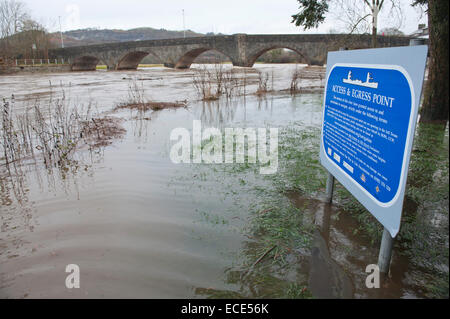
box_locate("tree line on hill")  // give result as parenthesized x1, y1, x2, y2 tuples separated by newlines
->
(0, 0, 53, 60)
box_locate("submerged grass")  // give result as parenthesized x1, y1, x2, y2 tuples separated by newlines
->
(334, 122, 449, 298)
(188, 122, 324, 298)
(195, 271, 312, 299)
(191, 116, 449, 298)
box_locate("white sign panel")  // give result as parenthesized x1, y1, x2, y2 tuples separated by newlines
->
(320, 45, 428, 237)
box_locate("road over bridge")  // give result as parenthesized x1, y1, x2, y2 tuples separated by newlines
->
(49, 34, 410, 71)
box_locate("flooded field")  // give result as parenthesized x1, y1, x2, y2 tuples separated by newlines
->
(0, 64, 448, 299)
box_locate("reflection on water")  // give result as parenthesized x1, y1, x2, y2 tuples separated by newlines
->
(0, 83, 325, 298)
(288, 193, 432, 299)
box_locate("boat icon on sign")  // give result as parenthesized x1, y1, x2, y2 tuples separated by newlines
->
(343, 71, 379, 89)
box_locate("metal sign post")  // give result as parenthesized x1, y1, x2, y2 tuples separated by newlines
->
(325, 173, 334, 204)
(320, 45, 428, 274)
(378, 228, 394, 273)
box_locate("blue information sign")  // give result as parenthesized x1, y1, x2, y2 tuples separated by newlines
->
(320, 46, 428, 237)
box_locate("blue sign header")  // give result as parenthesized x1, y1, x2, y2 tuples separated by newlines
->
(323, 64, 412, 205)
(320, 46, 428, 237)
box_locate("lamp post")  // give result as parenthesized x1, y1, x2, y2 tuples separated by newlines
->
(182, 9, 186, 38)
(59, 16, 64, 48)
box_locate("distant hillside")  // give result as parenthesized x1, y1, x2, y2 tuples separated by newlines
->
(49, 27, 204, 47)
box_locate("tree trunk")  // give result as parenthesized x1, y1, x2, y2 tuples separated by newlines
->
(372, 3, 378, 48)
(372, 25, 377, 48)
(419, 0, 449, 124)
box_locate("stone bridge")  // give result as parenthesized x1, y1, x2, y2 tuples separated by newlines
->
(49, 34, 410, 71)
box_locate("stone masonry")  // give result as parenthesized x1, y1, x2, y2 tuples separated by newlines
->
(49, 34, 410, 71)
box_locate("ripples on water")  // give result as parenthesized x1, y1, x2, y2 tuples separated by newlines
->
(0, 64, 324, 298)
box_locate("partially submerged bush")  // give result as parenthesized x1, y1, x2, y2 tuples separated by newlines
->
(192, 64, 244, 101)
(81, 117, 126, 148)
(192, 65, 221, 101)
(290, 67, 301, 94)
(256, 69, 274, 96)
(115, 101, 186, 112)
(1, 93, 125, 169)
(289, 65, 326, 95)
(117, 77, 187, 111)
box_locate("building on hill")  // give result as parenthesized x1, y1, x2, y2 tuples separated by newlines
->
(410, 24, 429, 39)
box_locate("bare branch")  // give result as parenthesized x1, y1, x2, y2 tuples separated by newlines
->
(349, 13, 372, 34)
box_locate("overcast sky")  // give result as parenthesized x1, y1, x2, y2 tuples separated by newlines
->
(22, 0, 427, 35)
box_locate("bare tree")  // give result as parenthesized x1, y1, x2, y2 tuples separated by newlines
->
(0, 0, 29, 38)
(415, 0, 448, 123)
(0, 0, 52, 59)
(292, 0, 403, 48)
(293, 0, 448, 123)
(367, 0, 385, 47)
(1, 0, 29, 57)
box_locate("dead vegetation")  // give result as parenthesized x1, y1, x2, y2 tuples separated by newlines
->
(116, 77, 187, 111)
(192, 64, 222, 101)
(1, 92, 125, 170)
(192, 64, 245, 101)
(192, 63, 325, 99)
(192, 64, 279, 100)
(81, 117, 126, 148)
(290, 67, 301, 94)
(290, 65, 326, 95)
(256, 69, 275, 96)
(115, 101, 186, 112)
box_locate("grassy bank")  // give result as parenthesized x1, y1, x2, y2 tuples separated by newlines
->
(189, 118, 327, 298)
(265, 121, 448, 298)
(332, 122, 449, 298)
(191, 110, 448, 298)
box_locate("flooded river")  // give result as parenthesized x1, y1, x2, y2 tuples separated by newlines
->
(0, 64, 448, 298)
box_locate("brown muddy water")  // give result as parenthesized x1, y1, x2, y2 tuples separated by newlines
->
(0, 64, 447, 298)
(288, 193, 435, 299)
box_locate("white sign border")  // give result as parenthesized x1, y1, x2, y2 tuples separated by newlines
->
(321, 63, 416, 209)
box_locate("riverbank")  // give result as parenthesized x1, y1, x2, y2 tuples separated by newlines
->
(0, 64, 71, 75)
(0, 64, 447, 299)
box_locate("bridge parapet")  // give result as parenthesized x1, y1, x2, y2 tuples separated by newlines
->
(49, 33, 411, 71)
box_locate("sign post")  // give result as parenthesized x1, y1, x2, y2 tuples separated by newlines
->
(325, 173, 334, 204)
(378, 228, 394, 273)
(319, 45, 428, 274)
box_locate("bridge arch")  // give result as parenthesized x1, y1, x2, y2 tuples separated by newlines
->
(175, 48, 232, 69)
(71, 56, 102, 71)
(116, 50, 162, 70)
(50, 34, 410, 72)
(246, 46, 312, 67)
